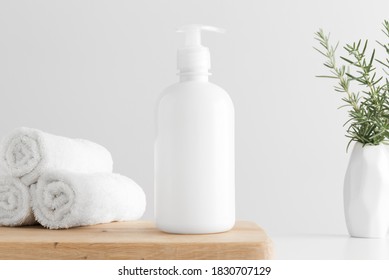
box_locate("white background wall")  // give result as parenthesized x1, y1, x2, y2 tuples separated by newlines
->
(1, 0, 389, 235)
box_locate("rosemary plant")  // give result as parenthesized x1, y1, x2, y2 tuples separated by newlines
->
(314, 21, 389, 150)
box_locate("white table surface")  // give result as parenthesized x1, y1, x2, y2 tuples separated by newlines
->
(272, 234, 389, 259)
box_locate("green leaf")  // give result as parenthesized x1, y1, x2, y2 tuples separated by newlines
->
(314, 22, 389, 148)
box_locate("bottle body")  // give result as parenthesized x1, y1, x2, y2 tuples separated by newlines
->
(154, 79, 235, 234)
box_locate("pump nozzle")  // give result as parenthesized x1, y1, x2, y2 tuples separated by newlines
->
(176, 24, 225, 75)
(177, 25, 225, 47)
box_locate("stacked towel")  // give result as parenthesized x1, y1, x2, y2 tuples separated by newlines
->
(0, 176, 35, 226)
(0, 127, 146, 229)
(0, 127, 113, 185)
(31, 171, 146, 229)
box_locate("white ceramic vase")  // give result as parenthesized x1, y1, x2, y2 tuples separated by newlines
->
(344, 142, 389, 238)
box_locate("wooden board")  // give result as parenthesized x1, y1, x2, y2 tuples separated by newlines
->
(0, 220, 273, 260)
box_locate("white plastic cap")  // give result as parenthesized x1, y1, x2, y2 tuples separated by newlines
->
(177, 24, 225, 75)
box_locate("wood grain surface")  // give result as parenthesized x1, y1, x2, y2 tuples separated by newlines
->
(0, 220, 273, 260)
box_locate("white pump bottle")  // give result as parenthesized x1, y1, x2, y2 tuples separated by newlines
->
(155, 25, 235, 234)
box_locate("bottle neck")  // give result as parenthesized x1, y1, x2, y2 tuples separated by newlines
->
(179, 73, 209, 82)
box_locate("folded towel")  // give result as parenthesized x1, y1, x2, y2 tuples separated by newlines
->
(0, 176, 35, 226)
(0, 127, 113, 185)
(31, 170, 146, 229)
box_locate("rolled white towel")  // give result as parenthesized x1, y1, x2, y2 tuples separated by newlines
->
(0, 127, 113, 185)
(0, 176, 35, 226)
(31, 170, 146, 229)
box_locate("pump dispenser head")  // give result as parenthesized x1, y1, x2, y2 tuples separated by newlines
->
(177, 25, 225, 75)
